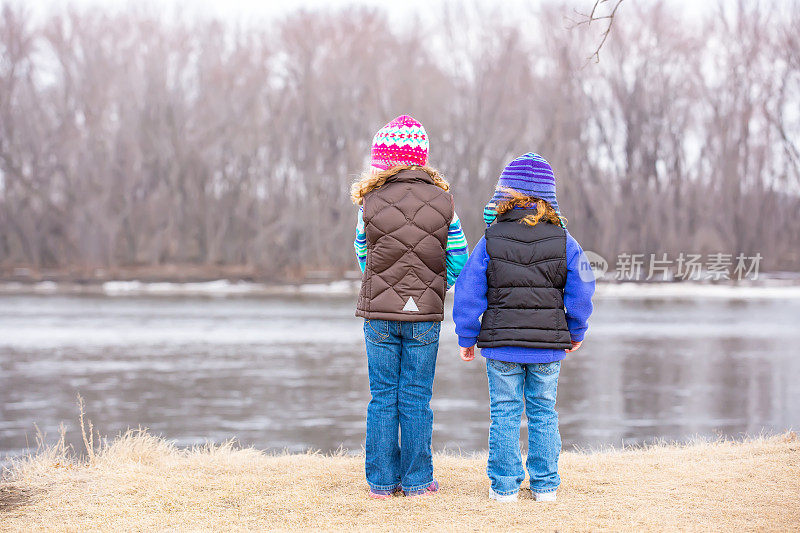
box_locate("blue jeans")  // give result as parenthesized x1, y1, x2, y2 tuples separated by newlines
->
(363, 319, 440, 493)
(485, 357, 561, 495)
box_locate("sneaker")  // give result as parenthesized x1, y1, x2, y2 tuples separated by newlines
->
(369, 486, 401, 500)
(489, 487, 519, 502)
(532, 491, 557, 502)
(404, 480, 439, 497)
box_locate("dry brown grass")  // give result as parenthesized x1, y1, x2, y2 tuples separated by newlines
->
(1, 430, 798, 532)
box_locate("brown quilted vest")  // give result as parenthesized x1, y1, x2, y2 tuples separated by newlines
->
(356, 169, 454, 322)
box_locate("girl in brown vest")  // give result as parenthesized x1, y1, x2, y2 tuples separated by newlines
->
(351, 115, 468, 498)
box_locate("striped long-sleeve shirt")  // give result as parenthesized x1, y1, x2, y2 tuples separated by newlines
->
(354, 206, 468, 289)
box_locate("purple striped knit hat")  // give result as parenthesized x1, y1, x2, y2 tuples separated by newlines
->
(485, 152, 562, 225)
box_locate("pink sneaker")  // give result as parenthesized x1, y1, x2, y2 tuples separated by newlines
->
(369, 487, 401, 500)
(404, 480, 439, 497)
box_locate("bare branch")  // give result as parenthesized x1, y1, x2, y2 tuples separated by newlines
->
(569, 0, 624, 63)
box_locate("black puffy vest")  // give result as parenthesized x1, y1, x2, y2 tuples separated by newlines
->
(477, 209, 572, 349)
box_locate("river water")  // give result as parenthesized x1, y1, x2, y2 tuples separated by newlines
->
(1, 291, 799, 459)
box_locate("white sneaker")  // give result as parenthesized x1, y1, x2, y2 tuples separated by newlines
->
(489, 487, 518, 502)
(532, 491, 557, 502)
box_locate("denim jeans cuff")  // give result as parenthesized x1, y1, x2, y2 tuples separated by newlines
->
(368, 481, 401, 491)
(491, 487, 520, 496)
(530, 485, 558, 494)
(402, 479, 434, 494)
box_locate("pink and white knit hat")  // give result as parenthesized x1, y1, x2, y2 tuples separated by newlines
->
(370, 115, 429, 172)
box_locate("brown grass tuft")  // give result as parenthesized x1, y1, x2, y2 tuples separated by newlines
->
(1, 431, 798, 531)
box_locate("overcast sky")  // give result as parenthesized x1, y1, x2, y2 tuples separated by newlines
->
(23, 0, 713, 24)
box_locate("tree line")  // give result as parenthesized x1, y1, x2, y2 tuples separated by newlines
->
(1, 1, 799, 280)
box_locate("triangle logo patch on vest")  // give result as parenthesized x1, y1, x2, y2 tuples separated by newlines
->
(402, 297, 419, 312)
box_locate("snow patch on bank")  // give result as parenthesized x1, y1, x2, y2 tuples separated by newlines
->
(596, 283, 800, 300)
(0, 279, 798, 299)
(102, 280, 262, 296)
(100, 279, 362, 296)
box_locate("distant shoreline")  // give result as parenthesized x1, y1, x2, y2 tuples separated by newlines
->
(1, 277, 800, 299)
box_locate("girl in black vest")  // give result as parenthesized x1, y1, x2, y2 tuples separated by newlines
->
(453, 153, 595, 502)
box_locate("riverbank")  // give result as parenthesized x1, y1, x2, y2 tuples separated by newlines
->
(1, 431, 798, 531)
(3, 278, 800, 299)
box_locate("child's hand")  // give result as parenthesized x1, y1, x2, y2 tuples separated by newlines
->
(460, 346, 475, 361)
(565, 340, 582, 353)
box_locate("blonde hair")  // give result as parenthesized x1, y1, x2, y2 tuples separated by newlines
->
(494, 188, 567, 227)
(350, 165, 450, 205)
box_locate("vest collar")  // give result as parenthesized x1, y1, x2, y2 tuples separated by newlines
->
(384, 168, 435, 185)
(496, 208, 538, 223)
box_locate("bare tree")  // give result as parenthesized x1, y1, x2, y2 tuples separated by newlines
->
(0, 0, 798, 279)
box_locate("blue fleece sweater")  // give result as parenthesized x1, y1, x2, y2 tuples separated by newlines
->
(453, 230, 595, 364)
